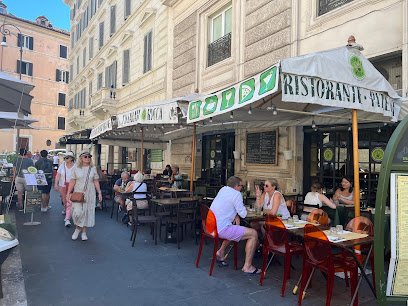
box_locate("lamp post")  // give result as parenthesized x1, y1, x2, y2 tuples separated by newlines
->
(0, 23, 23, 152)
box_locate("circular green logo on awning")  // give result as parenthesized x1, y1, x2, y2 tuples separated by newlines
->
(350, 55, 365, 80)
(371, 147, 384, 162)
(323, 148, 333, 161)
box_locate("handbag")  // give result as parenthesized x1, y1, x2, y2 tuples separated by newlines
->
(71, 167, 91, 203)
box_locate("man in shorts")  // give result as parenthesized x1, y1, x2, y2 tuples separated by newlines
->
(113, 171, 133, 219)
(35, 150, 54, 212)
(210, 176, 260, 275)
(13, 148, 34, 211)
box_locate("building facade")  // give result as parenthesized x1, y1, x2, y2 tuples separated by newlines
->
(0, 2, 70, 153)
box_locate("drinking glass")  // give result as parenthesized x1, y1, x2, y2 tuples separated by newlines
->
(255, 206, 261, 215)
(287, 217, 293, 225)
(330, 227, 337, 235)
(336, 225, 343, 234)
(293, 215, 299, 223)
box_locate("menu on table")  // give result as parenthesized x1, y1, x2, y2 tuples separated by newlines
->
(246, 130, 278, 165)
(387, 173, 408, 296)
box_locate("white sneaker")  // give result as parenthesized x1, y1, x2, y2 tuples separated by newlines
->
(96, 203, 102, 210)
(41, 207, 47, 212)
(61, 209, 66, 215)
(72, 229, 80, 240)
(81, 233, 88, 241)
(64, 219, 71, 227)
(47, 206, 51, 209)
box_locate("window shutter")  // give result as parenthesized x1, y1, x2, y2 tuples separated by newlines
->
(58, 93, 66, 106)
(98, 72, 102, 90)
(143, 34, 148, 73)
(56, 69, 60, 82)
(99, 22, 104, 49)
(71, 32, 74, 49)
(148, 31, 152, 71)
(125, 0, 131, 19)
(83, 88, 86, 108)
(110, 6, 116, 36)
(66, 71, 69, 84)
(123, 49, 130, 84)
(28, 63, 33, 76)
(83, 48, 86, 67)
(17, 60, 21, 74)
(105, 66, 109, 88)
(29, 36, 34, 50)
(113, 61, 117, 88)
(17, 33, 22, 47)
(89, 37, 93, 59)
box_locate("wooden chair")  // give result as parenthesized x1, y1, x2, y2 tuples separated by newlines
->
(130, 199, 158, 247)
(260, 215, 303, 296)
(298, 224, 358, 306)
(306, 209, 329, 225)
(166, 199, 198, 249)
(153, 192, 174, 240)
(196, 205, 237, 276)
(175, 191, 193, 198)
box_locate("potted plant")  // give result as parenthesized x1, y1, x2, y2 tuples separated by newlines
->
(277, 214, 282, 220)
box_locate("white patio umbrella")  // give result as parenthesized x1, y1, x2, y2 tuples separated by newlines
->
(0, 72, 34, 115)
(0, 111, 37, 129)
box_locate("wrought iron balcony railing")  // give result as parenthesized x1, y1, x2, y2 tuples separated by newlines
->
(208, 32, 231, 67)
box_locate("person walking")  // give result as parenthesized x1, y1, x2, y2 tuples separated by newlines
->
(66, 150, 102, 241)
(32, 151, 41, 162)
(35, 150, 54, 212)
(54, 152, 76, 227)
(12, 148, 34, 211)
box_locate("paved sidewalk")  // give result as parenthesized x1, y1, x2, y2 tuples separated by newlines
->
(11, 190, 377, 305)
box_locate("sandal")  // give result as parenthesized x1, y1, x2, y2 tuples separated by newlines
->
(216, 259, 229, 267)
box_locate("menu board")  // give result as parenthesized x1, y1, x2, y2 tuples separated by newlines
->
(150, 149, 163, 170)
(246, 130, 278, 165)
(24, 191, 42, 214)
(387, 173, 408, 296)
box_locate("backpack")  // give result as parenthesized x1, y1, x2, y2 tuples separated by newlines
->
(36, 158, 53, 180)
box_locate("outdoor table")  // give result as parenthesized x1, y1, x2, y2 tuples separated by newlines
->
(283, 221, 375, 305)
(158, 187, 189, 198)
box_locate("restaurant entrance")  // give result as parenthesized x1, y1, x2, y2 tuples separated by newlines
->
(201, 131, 235, 186)
(303, 123, 396, 207)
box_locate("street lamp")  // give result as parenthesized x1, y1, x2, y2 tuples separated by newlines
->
(0, 23, 23, 80)
(0, 23, 24, 153)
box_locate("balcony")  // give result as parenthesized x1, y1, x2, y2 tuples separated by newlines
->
(90, 88, 119, 119)
(208, 32, 231, 67)
(67, 108, 88, 128)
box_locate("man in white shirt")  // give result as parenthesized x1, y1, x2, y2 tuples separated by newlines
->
(210, 176, 260, 275)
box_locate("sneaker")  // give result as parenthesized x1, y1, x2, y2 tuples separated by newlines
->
(121, 213, 128, 224)
(47, 206, 52, 209)
(128, 221, 133, 226)
(72, 229, 80, 240)
(64, 219, 71, 227)
(96, 203, 102, 210)
(118, 205, 122, 212)
(81, 233, 88, 241)
(41, 207, 47, 212)
(61, 209, 66, 215)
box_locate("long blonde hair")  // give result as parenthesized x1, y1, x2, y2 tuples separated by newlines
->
(76, 155, 93, 168)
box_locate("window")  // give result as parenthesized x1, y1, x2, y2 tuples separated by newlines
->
(99, 22, 104, 49)
(83, 47, 86, 67)
(58, 93, 66, 106)
(122, 49, 130, 84)
(59, 45, 68, 58)
(57, 117, 65, 130)
(56, 69, 69, 83)
(0, 8, 4, 14)
(89, 37, 94, 59)
(71, 32, 74, 49)
(17, 60, 33, 76)
(208, 6, 232, 67)
(97, 72, 103, 90)
(124, 0, 131, 19)
(17, 34, 34, 50)
(69, 98, 73, 110)
(318, 0, 354, 16)
(105, 61, 117, 88)
(110, 5, 116, 36)
(143, 31, 152, 73)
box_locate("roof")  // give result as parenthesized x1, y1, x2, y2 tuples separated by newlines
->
(0, 13, 70, 36)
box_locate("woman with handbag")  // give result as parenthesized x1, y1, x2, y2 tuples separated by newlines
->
(54, 151, 76, 227)
(66, 150, 102, 241)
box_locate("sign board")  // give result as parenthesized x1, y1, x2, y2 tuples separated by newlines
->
(387, 173, 408, 296)
(187, 63, 279, 123)
(117, 102, 179, 128)
(150, 149, 163, 170)
(24, 173, 47, 186)
(246, 130, 278, 165)
(24, 191, 42, 213)
(90, 118, 112, 139)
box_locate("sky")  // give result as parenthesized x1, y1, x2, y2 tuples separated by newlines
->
(3, 0, 70, 31)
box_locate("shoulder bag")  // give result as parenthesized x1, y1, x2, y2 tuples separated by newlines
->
(70, 167, 92, 203)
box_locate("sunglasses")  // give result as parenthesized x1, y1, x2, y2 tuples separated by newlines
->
(264, 184, 270, 187)
(83, 155, 92, 158)
(239, 184, 244, 187)
(64, 157, 71, 159)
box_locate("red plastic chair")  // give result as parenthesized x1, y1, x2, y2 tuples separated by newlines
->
(306, 209, 329, 226)
(195, 205, 237, 276)
(343, 216, 375, 290)
(260, 215, 303, 296)
(298, 224, 358, 306)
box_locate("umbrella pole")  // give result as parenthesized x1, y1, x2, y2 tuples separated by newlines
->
(15, 127, 20, 152)
(141, 127, 144, 173)
(352, 109, 360, 217)
(190, 123, 196, 192)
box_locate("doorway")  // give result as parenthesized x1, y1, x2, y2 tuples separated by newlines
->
(201, 131, 235, 186)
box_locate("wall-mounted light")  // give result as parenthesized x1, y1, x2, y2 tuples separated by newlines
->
(161, 124, 164, 129)
(209, 117, 213, 123)
(311, 120, 316, 129)
(248, 106, 252, 115)
(230, 111, 233, 119)
(377, 127, 381, 133)
(272, 107, 277, 116)
(348, 126, 352, 131)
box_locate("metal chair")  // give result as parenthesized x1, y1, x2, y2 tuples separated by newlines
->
(130, 199, 158, 247)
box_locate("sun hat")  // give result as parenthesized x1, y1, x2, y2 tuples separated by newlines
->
(64, 151, 75, 160)
(79, 150, 92, 157)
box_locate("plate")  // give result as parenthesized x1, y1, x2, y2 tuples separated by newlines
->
(27, 166, 37, 174)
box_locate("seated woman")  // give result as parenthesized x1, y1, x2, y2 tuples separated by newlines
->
(333, 176, 355, 205)
(125, 172, 148, 225)
(162, 164, 172, 176)
(301, 182, 336, 220)
(251, 178, 290, 234)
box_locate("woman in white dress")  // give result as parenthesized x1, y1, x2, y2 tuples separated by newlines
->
(54, 151, 76, 227)
(66, 150, 102, 241)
